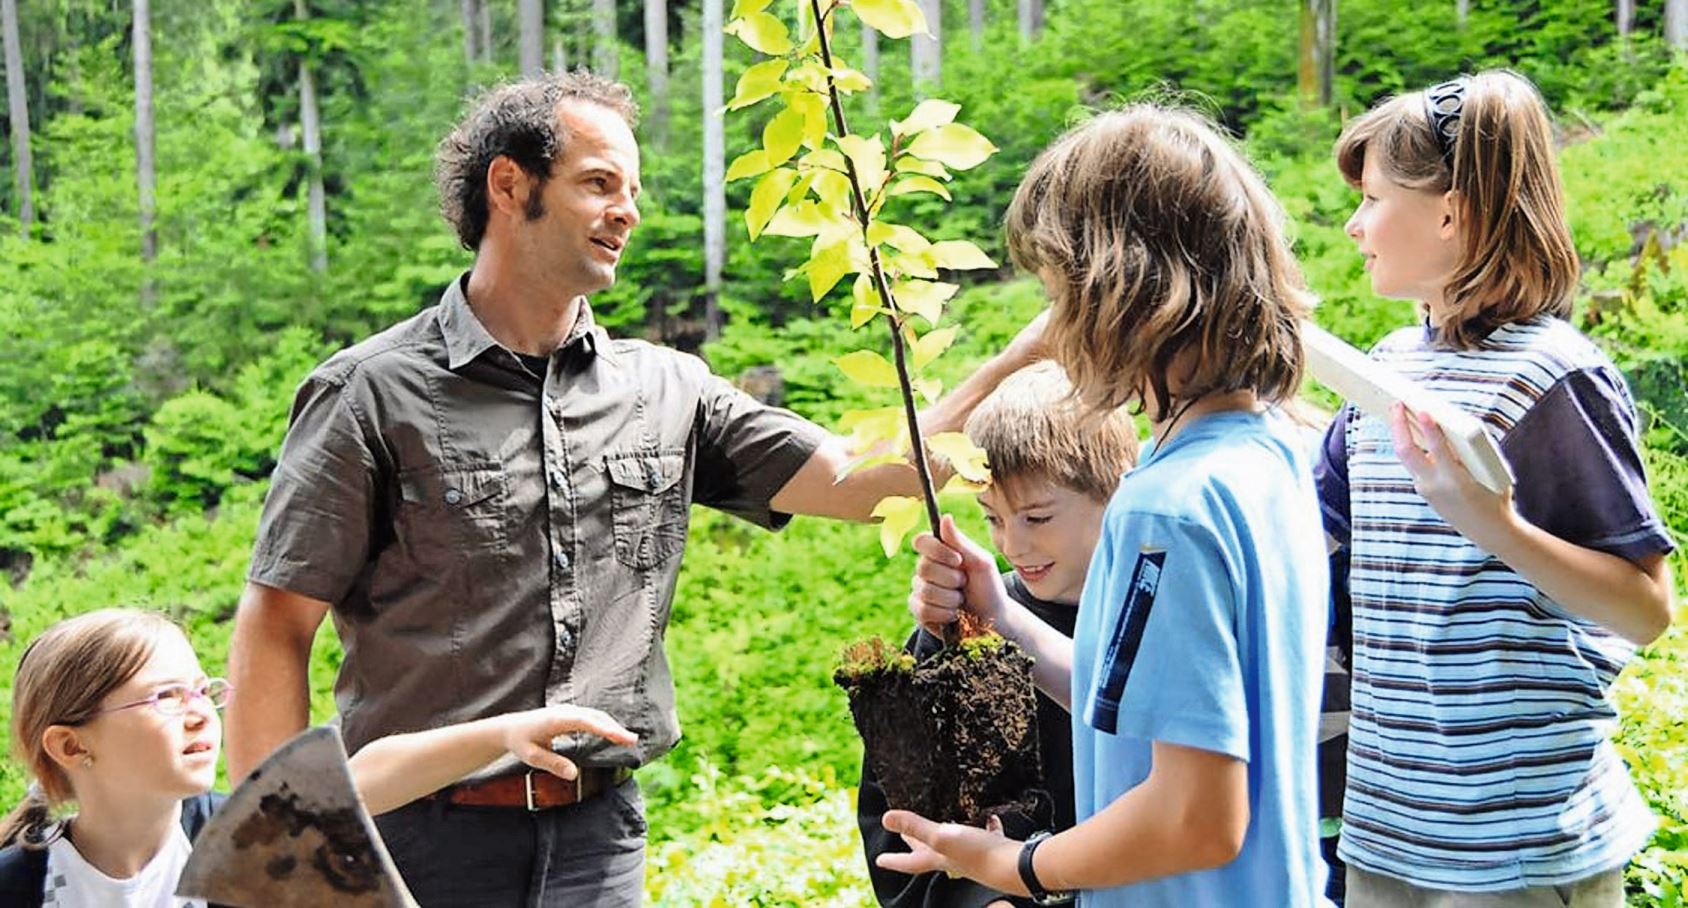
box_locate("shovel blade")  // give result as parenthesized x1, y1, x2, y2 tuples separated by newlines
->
(176, 725, 416, 908)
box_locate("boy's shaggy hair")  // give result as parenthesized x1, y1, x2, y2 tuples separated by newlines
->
(1334, 70, 1577, 349)
(964, 362, 1138, 503)
(1005, 105, 1311, 423)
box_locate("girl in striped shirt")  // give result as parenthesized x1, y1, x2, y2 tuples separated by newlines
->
(1317, 69, 1676, 906)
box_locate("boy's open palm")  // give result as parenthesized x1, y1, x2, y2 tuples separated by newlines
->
(910, 514, 1009, 636)
(877, 811, 1026, 896)
(501, 706, 638, 781)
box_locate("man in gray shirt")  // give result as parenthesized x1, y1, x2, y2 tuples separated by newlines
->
(225, 71, 1041, 906)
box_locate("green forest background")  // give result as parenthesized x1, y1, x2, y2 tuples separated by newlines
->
(2, 0, 1686, 903)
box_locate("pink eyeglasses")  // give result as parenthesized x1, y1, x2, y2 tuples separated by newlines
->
(90, 679, 233, 718)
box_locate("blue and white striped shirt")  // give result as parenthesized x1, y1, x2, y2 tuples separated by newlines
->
(1315, 315, 1674, 891)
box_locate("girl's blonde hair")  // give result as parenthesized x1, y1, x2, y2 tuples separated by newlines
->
(1006, 105, 1311, 423)
(1334, 70, 1578, 349)
(1, 608, 181, 848)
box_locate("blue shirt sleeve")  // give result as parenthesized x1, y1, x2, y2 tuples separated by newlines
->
(1081, 516, 1249, 763)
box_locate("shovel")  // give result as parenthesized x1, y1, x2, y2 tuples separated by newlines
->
(176, 725, 417, 907)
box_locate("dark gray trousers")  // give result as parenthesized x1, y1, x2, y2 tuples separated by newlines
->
(374, 778, 646, 907)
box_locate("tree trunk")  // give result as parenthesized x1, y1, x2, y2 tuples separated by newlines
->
(1456, 0, 1468, 26)
(911, 0, 940, 92)
(1616, 0, 1633, 38)
(861, 20, 879, 111)
(1017, 0, 1042, 40)
(968, 0, 984, 52)
(2, 0, 32, 234)
(133, 0, 157, 276)
(1297, 0, 1335, 109)
(553, 34, 567, 71)
(477, 0, 493, 64)
(645, 0, 668, 146)
(460, 0, 479, 66)
(519, 0, 544, 75)
(294, 0, 327, 273)
(1668, 0, 1687, 50)
(702, 0, 723, 340)
(592, 0, 616, 77)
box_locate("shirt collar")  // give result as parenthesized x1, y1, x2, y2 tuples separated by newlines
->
(438, 272, 616, 370)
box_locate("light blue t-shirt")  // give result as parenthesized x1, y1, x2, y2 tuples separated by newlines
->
(1071, 410, 1330, 906)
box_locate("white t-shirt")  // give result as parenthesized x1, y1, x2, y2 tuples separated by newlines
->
(43, 822, 203, 908)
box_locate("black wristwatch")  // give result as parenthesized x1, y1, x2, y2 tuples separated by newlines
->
(1017, 830, 1075, 905)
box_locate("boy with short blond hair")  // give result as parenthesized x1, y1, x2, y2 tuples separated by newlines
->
(857, 360, 1138, 908)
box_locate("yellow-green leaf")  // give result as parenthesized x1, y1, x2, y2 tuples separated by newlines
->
(790, 92, 829, 150)
(730, 0, 773, 18)
(726, 12, 793, 55)
(801, 148, 849, 172)
(866, 221, 930, 252)
(892, 279, 958, 325)
(839, 406, 906, 451)
(895, 156, 951, 179)
(912, 326, 959, 369)
(726, 149, 773, 182)
(811, 170, 853, 212)
(762, 105, 806, 166)
(834, 133, 887, 195)
(850, 274, 882, 327)
(871, 495, 925, 557)
(746, 168, 798, 240)
(807, 240, 853, 301)
(888, 175, 951, 200)
(927, 432, 991, 483)
(854, 0, 927, 39)
(940, 473, 987, 495)
(905, 123, 998, 171)
(915, 377, 944, 404)
(830, 67, 873, 92)
(886, 251, 939, 281)
(927, 240, 997, 271)
(834, 349, 900, 387)
(787, 60, 829, 93)
(726, 58, 789, 110)
(787, 171, 816, 204)
(764, 199, 829, 237)
(892, 99, 960, 139)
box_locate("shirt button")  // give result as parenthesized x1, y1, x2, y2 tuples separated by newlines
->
(646, 468, 661, 489)
(554, 549, 571, 572)
(549, 470, 564, 489)
(444, 488, 463, 505)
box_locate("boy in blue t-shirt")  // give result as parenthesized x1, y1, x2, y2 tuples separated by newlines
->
(879, 105, 1330, 907)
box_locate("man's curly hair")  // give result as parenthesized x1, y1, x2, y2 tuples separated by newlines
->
(435, 71, 639, 250)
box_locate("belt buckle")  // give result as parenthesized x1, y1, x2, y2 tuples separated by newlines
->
(524, 770, 538, 811)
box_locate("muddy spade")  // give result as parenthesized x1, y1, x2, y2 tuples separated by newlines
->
(175, 725, 417, 907)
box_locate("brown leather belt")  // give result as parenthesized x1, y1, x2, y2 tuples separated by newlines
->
(433, 766, 634, 811)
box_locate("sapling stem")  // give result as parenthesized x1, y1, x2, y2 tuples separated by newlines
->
(809, 0, 952, 646)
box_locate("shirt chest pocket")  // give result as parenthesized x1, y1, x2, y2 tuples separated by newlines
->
(605, 451, 687, 570)
(396, 463, 509, 559)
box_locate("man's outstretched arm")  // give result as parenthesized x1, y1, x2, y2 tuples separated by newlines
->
(225, 581, 331, 780)
(771, 313, 1047, 522)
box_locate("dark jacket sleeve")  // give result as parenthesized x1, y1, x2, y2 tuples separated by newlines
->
(855, 629, 1026, 908)
(0, 843, 47, 908)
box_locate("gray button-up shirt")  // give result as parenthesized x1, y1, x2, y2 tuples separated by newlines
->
(249, 274, 826, 767)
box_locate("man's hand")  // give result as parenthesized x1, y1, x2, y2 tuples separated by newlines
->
(1388, 403, 1514, 548)
(877, 811, 1027, 896)
(499, 706, 638, 781)
(910, 515, 1010, 636)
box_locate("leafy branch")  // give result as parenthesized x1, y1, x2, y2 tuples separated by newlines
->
(723, 0, 999, 567)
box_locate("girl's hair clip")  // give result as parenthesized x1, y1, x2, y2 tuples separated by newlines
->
(1423, 78, 1468, 165)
